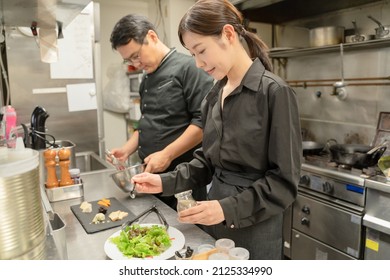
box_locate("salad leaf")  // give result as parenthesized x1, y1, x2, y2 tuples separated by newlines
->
(110, 224, 172, 258)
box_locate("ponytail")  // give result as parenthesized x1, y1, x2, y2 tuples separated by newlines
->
(240, 29, 273, 72)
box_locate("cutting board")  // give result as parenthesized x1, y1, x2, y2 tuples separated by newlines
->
(70, 197, 136, 234)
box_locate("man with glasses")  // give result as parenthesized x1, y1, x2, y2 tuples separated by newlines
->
(108, 14, 214, 209)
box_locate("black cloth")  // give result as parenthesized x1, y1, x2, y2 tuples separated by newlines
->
(137, 49, 214, 163)
(161, 58, 302, 259)
(137, 49, 214, 209)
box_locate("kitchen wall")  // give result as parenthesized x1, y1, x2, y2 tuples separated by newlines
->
(99, 0, 390, 152)
(3, 3, 99, 153)
(93, 0, 148, 152)
(268, 1, 390, 147)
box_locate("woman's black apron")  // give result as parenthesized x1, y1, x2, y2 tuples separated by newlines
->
(203, 167, 283, 260)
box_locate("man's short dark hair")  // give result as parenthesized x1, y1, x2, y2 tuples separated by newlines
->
(110, 14, 156, 50)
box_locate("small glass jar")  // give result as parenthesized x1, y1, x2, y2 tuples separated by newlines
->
(197, 244, 215, 254)
(174, 190, 197, 212)
(215, 238, 235, 254)
(228, 247, 250, 260)
(69, 168, 81, 184)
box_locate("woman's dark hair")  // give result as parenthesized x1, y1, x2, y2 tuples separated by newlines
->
(110, 14, 156, 50)
(178, 0, 272, 71)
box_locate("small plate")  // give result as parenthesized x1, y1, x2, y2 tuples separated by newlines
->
(104, 223, 185, 260)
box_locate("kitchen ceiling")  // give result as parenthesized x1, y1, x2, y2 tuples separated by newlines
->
(234, 0, 384, 24)
(0, 0, 91, 28)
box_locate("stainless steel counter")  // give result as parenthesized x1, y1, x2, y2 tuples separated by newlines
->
(365, 176, 390, 193)
(363, 176, 390, 259)
(48, 169, 215, 260)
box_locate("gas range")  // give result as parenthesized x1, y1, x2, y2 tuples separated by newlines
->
(288, 154, 371, 260)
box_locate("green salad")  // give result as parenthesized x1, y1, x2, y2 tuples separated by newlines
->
(110, 224, 172, 258)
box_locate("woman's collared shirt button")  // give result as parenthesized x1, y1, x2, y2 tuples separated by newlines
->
(230, 224, 235, 229)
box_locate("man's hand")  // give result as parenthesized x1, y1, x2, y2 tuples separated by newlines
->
(144, 150, 172, 173)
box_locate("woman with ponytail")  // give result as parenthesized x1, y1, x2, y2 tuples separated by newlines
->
(133, 0, 302, 259)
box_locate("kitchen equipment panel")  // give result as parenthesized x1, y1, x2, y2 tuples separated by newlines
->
(299, 167, 366, 206)
(285, 153, 369, 260)
(363, 177, 390, 259)
(291, 230, 355, 260)
(292, 191, 363, 258)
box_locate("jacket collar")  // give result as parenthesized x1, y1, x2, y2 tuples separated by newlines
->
(206, 58, 265, 105)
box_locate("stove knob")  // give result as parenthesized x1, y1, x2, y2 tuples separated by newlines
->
(302, 206, 310, 214)
(301, 217, 310, 226)
(299, 175, 310, 186)
(322, 182, 334, 193)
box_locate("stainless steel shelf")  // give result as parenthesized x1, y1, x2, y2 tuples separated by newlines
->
(269, 38, 390, 58)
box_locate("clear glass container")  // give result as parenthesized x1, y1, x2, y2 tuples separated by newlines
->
(174, 190, 197, 212)
(215, 238, 235, 254)
(228, 247, 250, 260)
(208, 252, 230, 260)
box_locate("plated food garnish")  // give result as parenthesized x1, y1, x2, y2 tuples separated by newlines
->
(98, 198, 111, 207)
(92, 213, 105, 224)
(110, 224, 172, 258)
(80, 201, 92, 213)
(109, 210, 128, 222)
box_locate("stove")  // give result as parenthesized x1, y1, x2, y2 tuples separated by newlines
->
(284, 153, 378, 260)
(300, 155, 368, 207)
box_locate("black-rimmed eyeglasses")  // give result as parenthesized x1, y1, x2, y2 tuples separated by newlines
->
(123, 44, 144, 66)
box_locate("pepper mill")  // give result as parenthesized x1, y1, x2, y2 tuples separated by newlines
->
(44, 149, 59, 188)
(58, 148, 74, 186)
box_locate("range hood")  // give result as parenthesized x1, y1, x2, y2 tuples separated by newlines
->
(0, 0, 92, 63)
(233, 0, 384, 24)
(0, 0, 91, 28)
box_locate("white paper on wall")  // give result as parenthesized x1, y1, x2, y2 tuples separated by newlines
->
(50, 13, 93, 79)
(66, 83, 97, 112)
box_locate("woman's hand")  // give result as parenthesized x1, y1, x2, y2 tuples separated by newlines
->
(132, 172, 163, 194)
(178, 200, 225, 226)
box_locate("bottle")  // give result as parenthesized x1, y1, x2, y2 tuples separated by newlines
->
(174, 190, 197, 212)
(44, 149, 59, 188)
(4, 106, 17, 148)
(69, 168, 81, 184)
(0, 107, 5, 146)
(58, 148, 74, 187)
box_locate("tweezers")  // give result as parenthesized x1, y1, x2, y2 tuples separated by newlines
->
(121, 205, 169, 230)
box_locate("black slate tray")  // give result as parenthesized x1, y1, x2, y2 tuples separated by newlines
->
(70, 197, 136, 234)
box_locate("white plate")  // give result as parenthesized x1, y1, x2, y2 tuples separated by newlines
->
(104, 223, 185, 260)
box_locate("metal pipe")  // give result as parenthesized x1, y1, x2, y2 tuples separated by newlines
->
(339, 43, 345, 85)
(287, 76, 390, 84)
(289, 82, 390, 88)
